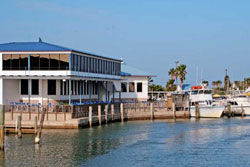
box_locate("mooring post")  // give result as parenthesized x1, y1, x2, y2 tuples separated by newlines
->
(0, 105, 5, 150)
(172, 103, 176, 119)
(35, 108, 46, 144)
(89, 106, 92, 127)
(120, 103, 124, 122)
(241, 104, 245, 117)
(34, 116, 38, 134)
(111, 104, 114, 121)
(195, 102, 200, 119)
(228, 104, 232, 117)
(150, 103, 154, 120)
(98, 105, 102, 125)
(17, 115, 22, 138)
(105, 104, 108, 124)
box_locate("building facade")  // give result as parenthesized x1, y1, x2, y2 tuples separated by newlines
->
(116, 64, 154, 102)
(0, 40, 122, 105)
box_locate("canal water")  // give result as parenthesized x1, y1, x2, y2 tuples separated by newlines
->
(1, 118, 250, 166)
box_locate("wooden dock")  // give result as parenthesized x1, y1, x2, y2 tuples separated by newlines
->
(2, 102, 190, 133)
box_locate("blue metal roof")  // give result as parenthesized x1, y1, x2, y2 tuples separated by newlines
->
(0, 41, 71, 52)
(0, 39, 122, 62)
(121, 64, 155, 77)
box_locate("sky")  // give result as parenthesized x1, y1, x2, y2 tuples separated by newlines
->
(0, 0, 250, 86)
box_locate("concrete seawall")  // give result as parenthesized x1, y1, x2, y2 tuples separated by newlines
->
(3, 103, 190, 129)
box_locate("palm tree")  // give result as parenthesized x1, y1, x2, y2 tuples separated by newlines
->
(168, 68, 176, 80)
(176, 64, 187, 89)
(216, 80, 222, 89)
(212, 81, 216, 89)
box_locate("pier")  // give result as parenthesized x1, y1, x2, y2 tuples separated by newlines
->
(2, 102, 190, 131)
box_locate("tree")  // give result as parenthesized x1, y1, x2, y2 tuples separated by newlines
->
(202, 80, 209, 87)
(216, 80, 222, 89)
(212, 81, 216, 89)
(166, 79, 176, 91)
(168, 68, 176, 80)
(176, 64, 187, 89)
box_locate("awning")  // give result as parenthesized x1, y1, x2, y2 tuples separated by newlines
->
(113, 81, 121, 91)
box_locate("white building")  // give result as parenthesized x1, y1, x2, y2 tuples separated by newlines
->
(116, 64, 154, 102)
(0, 39, 123, 105)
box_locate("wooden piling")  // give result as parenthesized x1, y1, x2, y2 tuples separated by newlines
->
(111, 104, 114, 121)
(195, 102, 200, 119)
(241, 105, 245, 117)
(0, 105, 5, 150)
(228, 105, 232, 117)
(98, 105, 102, 125)
(120, 103, 124, 122)
(89, 106, 92, 127)
(35, 108, 46, 144)
(172, 103, 176, 119)
(150, 103, 154, 120)
(17, 115, 22, 138)
(105, 105, 108, 124)
(34, 116, 38, 134)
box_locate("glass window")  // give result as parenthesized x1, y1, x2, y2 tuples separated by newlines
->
(137, 82, 142, 92)
(20, 54, 28, 70)
(3, 54, 11, 70)
(12, 54, 20, 70)
(48, 80, 56, 95)
(40, 54, 49, 70)
(121, 82, 127, 92)
(59, 54, 69, 70)
(21, 79, 28, 95)
(191, 90, 198, 95)
(30, 54, 39, 70)
(50, 54, 59, 70)
(129, 82, 135, 92)
(32, 80, 39, 95)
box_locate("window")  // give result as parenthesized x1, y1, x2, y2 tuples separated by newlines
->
(50, 54, 59, 70)
(59, 54, 69, 70)
(48, 80, 56, 95)
(121, 82, 127, 92)
(3, 54, 11, 70)
(137, 82, 142, 92)
(12, 55, 20, 70)
(30, 54, 39, 70)
(129, 82, 135, 92)
(21, 79, 28, 95)
(40, 54, 49, 70)
(32, 80, 39, 95)
(20, 54, 28, 70)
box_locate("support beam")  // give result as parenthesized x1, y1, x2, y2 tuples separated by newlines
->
(105, 82, 108, 103)
(69, 79, 72, 105)
(80, 80, 82, 104)
(89, 81, 92, 102)
(97, 81, 100, 102)
(28, 79, 31, 105)
(112, 84, 115, 103)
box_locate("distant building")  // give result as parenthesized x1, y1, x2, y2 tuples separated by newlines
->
(0, 39, 122, 105)
(116, 64, 155, 102)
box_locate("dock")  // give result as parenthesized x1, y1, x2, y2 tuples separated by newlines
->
(3, 102, 190, 133)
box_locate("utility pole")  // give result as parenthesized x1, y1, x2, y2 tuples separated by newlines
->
(175, 61, 179, 91)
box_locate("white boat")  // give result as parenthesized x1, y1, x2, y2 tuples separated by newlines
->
(228, 96, 250, 115)
(189, 86, 225, 118)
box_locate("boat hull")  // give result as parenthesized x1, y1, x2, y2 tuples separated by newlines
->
(231, 106, 250, 115)
(190, 106, 225, 118)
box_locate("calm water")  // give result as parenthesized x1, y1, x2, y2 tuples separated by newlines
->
(1, 118, 250, 166)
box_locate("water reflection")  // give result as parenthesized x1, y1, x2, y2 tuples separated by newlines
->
(2, 119, 250, 166)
